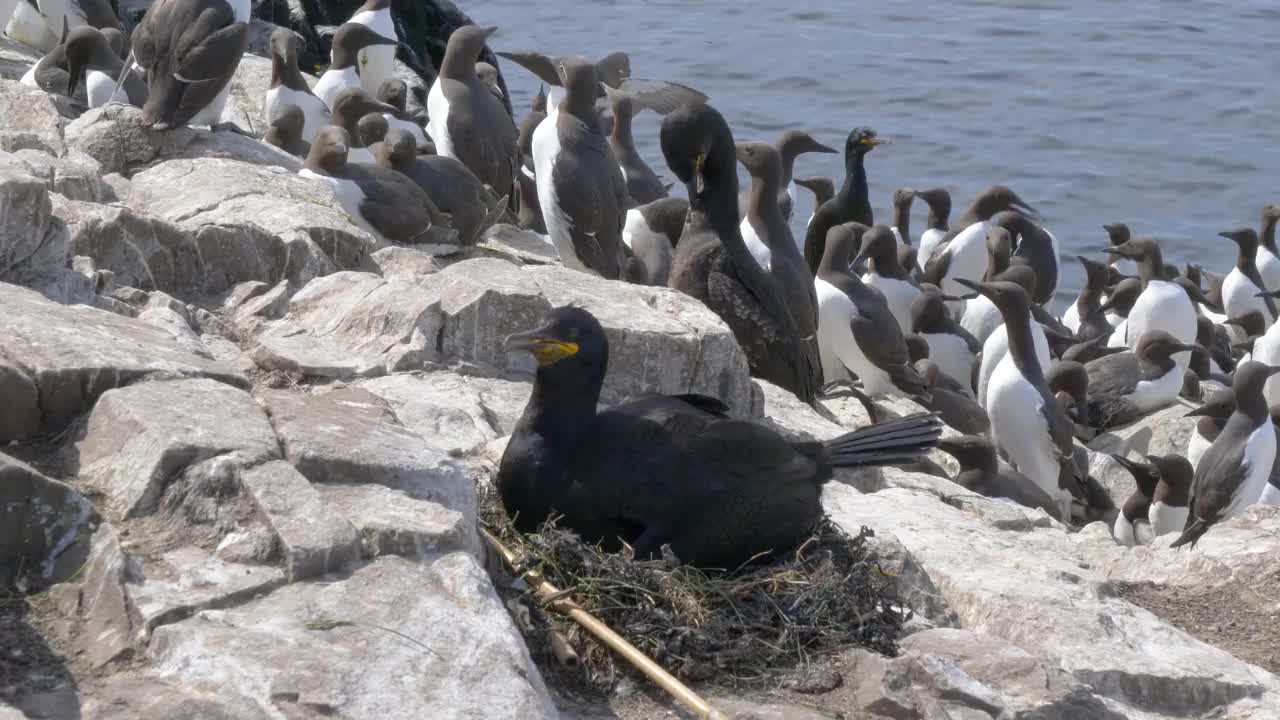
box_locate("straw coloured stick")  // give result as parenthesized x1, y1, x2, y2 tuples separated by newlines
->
(482, 528, 726, 720)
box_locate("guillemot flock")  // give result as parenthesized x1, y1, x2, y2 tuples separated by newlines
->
(4, 0, 1275, 568)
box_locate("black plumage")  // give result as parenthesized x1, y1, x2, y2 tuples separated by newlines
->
(1081, 331, 1198, 429)
(1174, 361, 1280, 548)
(952, 186, 1037, 236)
(263, 103, 310, 158)
(1046, 359, 1090, 435)
(435, 26, 520, 212)
(546, 56, 631, 279)
(817, 223, 930, 399)
(736, 141, 821, 372)
(513, 87, 546, 232)
(989, 211, 1057, 306)
(132, 0, 250, 130)
(916, 361, 989, 435)
(910, 283, 980, 391)
(1071, 255, 1116, 342)
(916, 188, 951, 236)
(374, 129, 506, 246)
(956, 278, 1088, 512)
(304, 126, 455, 246)
(891, 187, 915, 247)
(936, 435, 1064, 521)
(921, 187, 1037, 286)
(663, 103, 821, 405)
(606, 87, 667, 204)
(803, 127, 885, 274)
(1062, 334, 1126, 365)
(498, 306, 943, 568)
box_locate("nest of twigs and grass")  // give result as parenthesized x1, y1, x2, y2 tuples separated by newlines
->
(479, 484, 907, 693)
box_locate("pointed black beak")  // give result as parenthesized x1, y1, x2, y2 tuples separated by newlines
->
(1111, 454, 1150, 477)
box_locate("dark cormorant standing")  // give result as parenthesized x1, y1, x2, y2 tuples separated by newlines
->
(498, 305, 943, 568)
(803, 127, 886, 274)
(662, 103, 821, 404)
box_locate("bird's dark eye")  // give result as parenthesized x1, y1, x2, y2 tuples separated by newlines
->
(569, 327, 580, 340)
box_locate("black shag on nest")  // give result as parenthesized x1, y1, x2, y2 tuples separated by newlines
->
(497, 305, 944, 569)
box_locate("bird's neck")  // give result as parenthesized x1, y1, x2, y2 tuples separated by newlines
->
(522, 371, 602, 450)
(1076, 268, 1106, 314)
(271, 52, 286, 87)
(1137, 252, 1163, 286)
(271, 52, 304, 90)
(564, 88, 597, 122)
(747, 173, 782, 226)
(1226, 405, 1268, 434)
(838, 153, 868, 206)
(688, 188, 738, 233)
(691, 200, 761, 279)
(926, 206, 948, 232)
(893, 203, 911, 244)
(817, 242, 855, 279)
(1262, 215, 1279, 253)
(1076, 286, 1100, 318)
(689, 150, 741, 233)
(1235, 243, 1257, 274)
(778, 151, 799, 188)
(1003, 309, 1046, 384)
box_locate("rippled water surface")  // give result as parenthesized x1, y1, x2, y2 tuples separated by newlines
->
(470, 0, 1280, 300)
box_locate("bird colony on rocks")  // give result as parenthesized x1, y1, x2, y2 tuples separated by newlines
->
(1, 1, 1280, 718)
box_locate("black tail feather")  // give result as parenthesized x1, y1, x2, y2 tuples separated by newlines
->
(824, 413, 943, 468)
